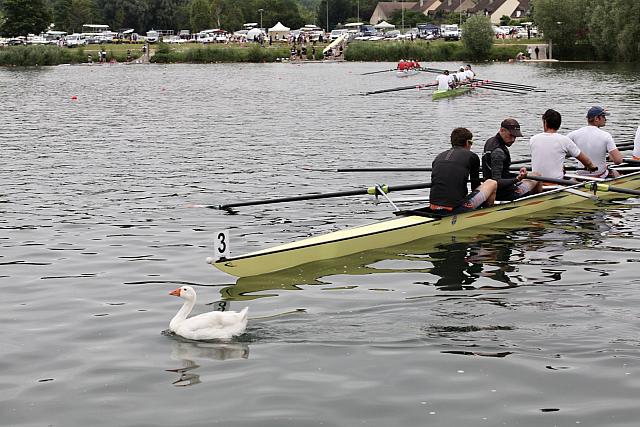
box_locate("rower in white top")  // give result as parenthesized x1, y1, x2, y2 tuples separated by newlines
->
(567, 106, 623, 177)
(455, 66, 468, 86)
(435, 70, 452, 91)
(529, 109, 598, 180)
(464, 64, 475, 81)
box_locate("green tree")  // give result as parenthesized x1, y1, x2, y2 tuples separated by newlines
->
(533, 0, 591, 59)
(461, 15, 494, 59)
(389, 9, 426, 29)
(190, 0, 211, 32)
(67, 0, 101, 33)
(316, 0, 351, 31)
(612, 0, 640, 62)
(1, 0, 52, 36)
(53, 0, 72, 32)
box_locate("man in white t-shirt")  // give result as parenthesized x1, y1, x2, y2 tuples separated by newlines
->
(634, 125, 640, 160)
(464, 64, 475, 81)
(530, 109, 598, 180)
(455, 67, 467, 85)
(435, 70, 452, 91)
(567, 106, 623, 177)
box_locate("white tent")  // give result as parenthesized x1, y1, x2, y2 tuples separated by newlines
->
(247, 27, 265, 41)
(268, 22, 290, 41)
(374, 21, 395, 30)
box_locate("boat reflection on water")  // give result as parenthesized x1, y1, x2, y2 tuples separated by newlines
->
(219, 204, 624, 300)
(165, 338, 250, 387)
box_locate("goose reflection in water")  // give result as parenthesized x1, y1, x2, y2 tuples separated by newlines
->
(165, 339, 250, 387)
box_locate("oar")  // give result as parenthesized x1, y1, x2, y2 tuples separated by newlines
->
(360, 82, 437, 96)
(215, 182, 433, 210)
(524, 174, 640, 197)
(478, 81, 545, 93)
(361, 68, 396, 76)
(471, 79, 538, 90)
(471, 84, 529, 94)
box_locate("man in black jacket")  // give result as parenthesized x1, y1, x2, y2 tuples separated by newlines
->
(482, 118, 541, 201)
(430, 127, 497, 214)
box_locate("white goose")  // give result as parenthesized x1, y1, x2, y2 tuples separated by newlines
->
(169, 286, 248, 340)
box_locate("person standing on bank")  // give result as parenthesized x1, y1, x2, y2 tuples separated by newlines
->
(567, 106, 623, 177)
(482, 118, 543, 201)
(429, 127, 498, 214)
(529, 109, 598, 180)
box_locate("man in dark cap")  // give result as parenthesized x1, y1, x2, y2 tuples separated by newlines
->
(482, 118, 542, 201)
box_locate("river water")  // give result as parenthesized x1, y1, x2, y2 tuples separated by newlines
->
(1, 61, 640, 426)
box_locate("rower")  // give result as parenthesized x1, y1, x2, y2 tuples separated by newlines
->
(397, 59, 406, 70)
(529, 109, 598, 180)
(435, 70, 451, 91)
(455, 66, 467, 85)
(633, 124, 640, 160)
(429, 127, 498, 214)
(464, 64, 475, 81)
(482, 118, 543, 201)
(567, 106, 623, 177)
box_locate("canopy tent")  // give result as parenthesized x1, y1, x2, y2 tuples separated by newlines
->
(374, 21, 395, 30)
(268, 22, 290, 41)
(247, 27, 265, 41)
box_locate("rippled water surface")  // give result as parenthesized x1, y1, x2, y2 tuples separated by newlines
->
(1, 61, 640, 426)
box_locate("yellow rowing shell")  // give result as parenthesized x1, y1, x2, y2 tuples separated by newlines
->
(211, 172, 640, 278)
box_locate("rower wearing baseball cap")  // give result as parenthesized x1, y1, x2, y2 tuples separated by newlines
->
(482, 118, 543, 201)
(567, 106, 623, 177)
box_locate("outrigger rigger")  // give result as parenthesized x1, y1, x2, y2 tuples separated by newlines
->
(209, 169, 640, 278)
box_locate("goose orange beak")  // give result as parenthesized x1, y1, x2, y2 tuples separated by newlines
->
(169, 288, 181, 296)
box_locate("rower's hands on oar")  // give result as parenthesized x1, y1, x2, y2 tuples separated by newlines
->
(517, 167, 528, 181)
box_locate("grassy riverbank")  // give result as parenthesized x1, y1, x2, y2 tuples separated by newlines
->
(345, 40, 526, 62)
(150, 43, 292, 63)
(0, 39, 535, 66)
(0, 44, 143, 66)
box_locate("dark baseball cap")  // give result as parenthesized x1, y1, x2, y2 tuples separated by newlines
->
(501, 118, 523, 137)
(586, 106, 608, 119)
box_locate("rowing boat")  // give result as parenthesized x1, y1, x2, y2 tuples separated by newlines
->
(396, 68, 420, 77)
(211, 171, 640, 278)
(432, 85, 472, 100)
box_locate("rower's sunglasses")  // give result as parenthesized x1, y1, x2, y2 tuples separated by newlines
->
(467, 139, 474, 145)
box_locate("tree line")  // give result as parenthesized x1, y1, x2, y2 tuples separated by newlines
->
(0, 0, 380, 37)
(533, 0, 640, 61)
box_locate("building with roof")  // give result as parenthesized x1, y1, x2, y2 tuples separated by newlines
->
(369, 0, 530, 25)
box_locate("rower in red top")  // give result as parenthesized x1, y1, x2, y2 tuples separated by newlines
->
(429, 127, 498, 214)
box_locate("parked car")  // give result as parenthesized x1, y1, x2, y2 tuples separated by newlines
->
(330, 29, 348, 41)
(360, 25, 377, 37)
(65, 34, 87, 47)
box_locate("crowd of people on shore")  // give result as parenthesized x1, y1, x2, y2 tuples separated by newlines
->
(428, 107, 640, 214)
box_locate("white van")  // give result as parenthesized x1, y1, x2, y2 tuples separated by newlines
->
(65, 34, 87, 47)
(442, 25, 460, 41)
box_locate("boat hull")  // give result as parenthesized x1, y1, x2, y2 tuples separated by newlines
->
(212, 172, 640, 277)
(432, 86, 472, 100)
(396, 69, 419, 77)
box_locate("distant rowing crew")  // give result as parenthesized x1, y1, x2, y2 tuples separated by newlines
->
(429, 106, 640, 215)
(435, 65, 476, 92)
(396, 59, 421, 71)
